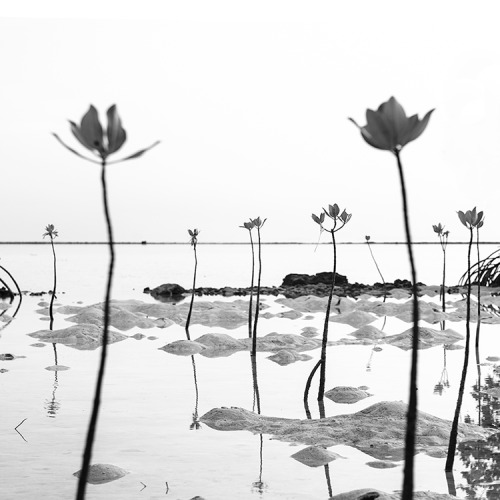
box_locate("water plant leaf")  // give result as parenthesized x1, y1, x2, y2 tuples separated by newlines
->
(52, 133, 100, 164)
(108, 140, 161, 163)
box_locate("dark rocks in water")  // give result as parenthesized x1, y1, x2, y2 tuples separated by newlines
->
(145, 283, 186, 298)
(282, 272, 348, 287)
(330, 489, 457, 500)
(0, 353, 15, 360)
(325, 386, 372, 404)
(291, 445, 345, 467)
(73, 463, 129, 485)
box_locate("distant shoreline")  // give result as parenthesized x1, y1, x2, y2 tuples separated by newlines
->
(1, 241, 499, 246)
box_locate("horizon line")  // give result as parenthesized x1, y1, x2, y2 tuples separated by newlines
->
(1, 241, 500, 246)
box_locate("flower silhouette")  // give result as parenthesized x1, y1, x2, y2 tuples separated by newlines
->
(349, 96, 434, 153)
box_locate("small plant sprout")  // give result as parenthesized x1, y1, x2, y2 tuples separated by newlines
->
(305, 204, 351, 415)
(365, 235, 385, 286)
(240, 220, 256, 338)
(350, 97, 434, 500)
(432, 223, 449, 312)
(250, 217, 266, 357)
(446, 208, 484, 472)
(185, 229, 200, 337)
(43, 224, 58, 330)
(54, 105, 159, 500)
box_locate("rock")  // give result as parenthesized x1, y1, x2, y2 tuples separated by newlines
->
(130, 333, 146, 340)
(385, 327, 463, 350)
(365, 461, 397, 469)
(0, 353, 15, 360)
(45, 365, 70, 371)
(159, 340, 206, 356)
(243, 333, 322, 353)
(324, 386, 372, 404)
(201, 401, 494, 460)
(291, 445, 345, 467)
(30, 343, 46, 348)
(147, 283, 186, 297)
(0, 368, 8, 373)
(301, 327, 319, 338)
(267, 349, 312, 365)
(487, 356, 500, 362)
(28, 324, 128, 350)
(281, 272, 348, 287)
(329, 311, 377, 328)
(349, 325, 385, 341)
(330, 489, 456, 500)
(195, 333, 247, 358)
(73, 463, 129, 485)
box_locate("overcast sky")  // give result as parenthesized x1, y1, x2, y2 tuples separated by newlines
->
(1, 1, 499, 243)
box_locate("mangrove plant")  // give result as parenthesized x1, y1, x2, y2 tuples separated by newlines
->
(53, 104, 159, 500)
(185, 228, 199, 338)
(350, 96, 434, 499)
(432, 223, 449, 312)
(445, 207, 484, 471)
(240, 220, 256, 338)
(251, 217, 266, 357)
(43, 224, 58, 330)
(304, 204, 351, 415)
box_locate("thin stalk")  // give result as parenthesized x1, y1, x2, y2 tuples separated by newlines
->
(395, 150, 420, 500)
(185, 244, 198, 339)
(475, 227, 481, 426)
(76, 160, 115, 500)
(366, 240, 385, 285)
(49, 236, 57, 330)
(445, 227, 473, 471)
(317, 229, 337, 402)
(441, 237, 447, 312)
(251, 227, 263, 357)
(247, 230, 255, 338)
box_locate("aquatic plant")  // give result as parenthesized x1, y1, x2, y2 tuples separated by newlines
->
(305, 204, 351, 412)
(185, 229, 199, 338)
(240, 220, 256, 338)
(350, 96, 434, 499)
(446, 207, 484, 471)
(53, 104, 159, 500)
(43, 224, 58, 330)
(365, 235, 385, 286)
(432, 223, 449, 312)
(458, 247, 500, 287)
(251, 217, 266, 357)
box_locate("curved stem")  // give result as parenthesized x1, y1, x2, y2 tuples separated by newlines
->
(185, 245, 198, 339)
(251, 227, 262, 357)
(76, 160, 115, 500)
(303, 359, 321, 419)
(317, 229, 336, 402)
(441, 241, 447, 313)
(395, 150, 420, 500)
(445, 227, 473, 471)
(0, 264, 22, 317)
(475, 228, 481, 426)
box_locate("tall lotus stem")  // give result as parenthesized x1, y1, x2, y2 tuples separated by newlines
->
(53, 104, 159, 500)
(350, 97, 433, 500)
(475, 226, 482, 427)
(185, 229, 199, 338)
(395, 150, 420, 496)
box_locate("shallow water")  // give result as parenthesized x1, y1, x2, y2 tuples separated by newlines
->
(1, 244, 500, 499)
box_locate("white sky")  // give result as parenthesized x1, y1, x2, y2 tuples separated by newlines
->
(1, 0, 500, 243)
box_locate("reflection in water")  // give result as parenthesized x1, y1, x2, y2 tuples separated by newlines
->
(45, 343, 61, 418)
(250, 353, 266, 493)
(189, 355, 201, 430)
(434, 346, 451, 396)
(459, 432, 500, 498)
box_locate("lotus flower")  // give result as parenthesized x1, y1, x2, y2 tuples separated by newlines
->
(53, 105, 159, 164)
(349, 97, 434, 153)
(240, 221, 255, 230)
(251, 217, 266, 229)
(457, 208, 484, 229)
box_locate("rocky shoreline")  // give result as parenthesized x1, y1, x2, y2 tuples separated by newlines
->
(144, 271, 482, 300)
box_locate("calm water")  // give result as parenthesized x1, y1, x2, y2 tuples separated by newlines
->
(1, 243, 499, 499)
